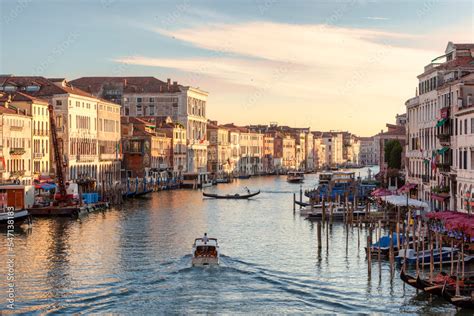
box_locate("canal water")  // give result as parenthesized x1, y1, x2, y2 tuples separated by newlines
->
(0, 167, 461, 314)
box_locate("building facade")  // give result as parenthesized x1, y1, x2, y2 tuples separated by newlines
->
(0, 92, 50, 177)
(406, 42, 474, 212)
(0, 104, 32, 184)
(71, 76, 209, 173)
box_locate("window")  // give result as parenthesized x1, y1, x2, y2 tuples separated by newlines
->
(137, 97, 142, 102)
(56, 100, 62, 106)
(471, 118, 474, 134)
(125, 107, 130, 115)
(464, 150, 468, 170)
(465, 119, 468, 135)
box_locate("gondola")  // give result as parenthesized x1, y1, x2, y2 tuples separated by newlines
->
(442, 286, 474, 309)
(202, 190, 260, 199)
(294, 200, 310, 207)
(400, 269, 428, 291)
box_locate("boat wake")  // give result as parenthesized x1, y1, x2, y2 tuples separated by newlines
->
(166, 254, 382, 313)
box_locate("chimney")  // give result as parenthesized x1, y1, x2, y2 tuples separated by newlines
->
(167, 78, 171, 91)
(123, 79, 127, 87)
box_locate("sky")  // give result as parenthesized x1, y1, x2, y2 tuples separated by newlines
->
(0, 0, 473, 136)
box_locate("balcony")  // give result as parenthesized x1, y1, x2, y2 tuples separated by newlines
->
(10, 126, 23, 131)
(422, 175, 430, 184)
(100, 153, 119, 161)
(34, 130, 49, 136)
(34, 153, 44, 159)
(10, 170, 25, 177)
(10, 148, 26, 156)
(437, 133, 451, 145)
(435, 161, 451, 173)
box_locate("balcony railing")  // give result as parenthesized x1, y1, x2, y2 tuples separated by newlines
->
(34, 153, 44, 159)
(10, 148, 26, 155)
(34, 130, 49, 136)
(437, 133, 450, 145)
(436, 162, 451, 173)
(10, 126, 23, 131)
(422, 175, 430, 183)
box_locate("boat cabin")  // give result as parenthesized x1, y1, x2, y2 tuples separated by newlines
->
(318, 172, 332, 185)
(193, 238, 219, 258)
(0, 185, 34, 210)
(331, 171, 355, 184)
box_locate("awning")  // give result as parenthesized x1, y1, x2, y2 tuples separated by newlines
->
(379, 195, 429, 209)
(431, 193, 450, 202)
(435, 118, 447, 128)
(398, 183, 418, 194)
(438, 147, 449, 154)
(35, 183, 56, 190)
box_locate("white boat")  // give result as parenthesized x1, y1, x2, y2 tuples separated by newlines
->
(396, 247, 458, 265)
(0, 184, 33, 226)
(287, 171, 304, 183)
(192, 237, 220, 266)
(304, 204, 367, 220)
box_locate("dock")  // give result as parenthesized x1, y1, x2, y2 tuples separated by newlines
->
(28, 202, 109, 217)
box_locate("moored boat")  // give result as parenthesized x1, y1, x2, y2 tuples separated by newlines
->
(396, 247, 458, 266)
(192, 237, 220, 266)
(0, 184, 33, 226)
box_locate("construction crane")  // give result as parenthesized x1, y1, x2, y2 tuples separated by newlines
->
(48, 104, 68, 200)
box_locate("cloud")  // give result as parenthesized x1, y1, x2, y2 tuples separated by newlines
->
(112, 21, 462, 135)
(365, 16, 389, 21)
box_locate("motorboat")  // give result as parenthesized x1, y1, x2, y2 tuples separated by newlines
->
(287, 171, 304, 183)
(304, 204, 367, 220)
(396, 247, 458, 265)
(0, 184, 33, 226)
(192, 237, 220, 266)
(365, 233, 405, 257)
(0, 209, 31, 226)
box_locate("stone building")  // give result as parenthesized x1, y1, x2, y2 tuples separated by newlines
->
(406, 42, 474, 212)
(0, 92, 50, 177)
(70, 76, 209, 173)
(121, 117, 172, 178)
(0, 104, 32, 184)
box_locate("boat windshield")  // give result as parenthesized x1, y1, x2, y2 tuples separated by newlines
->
(195, 246, 217, 257)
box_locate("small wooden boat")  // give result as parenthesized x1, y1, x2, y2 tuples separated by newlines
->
(192, 237, 220, 266)
(442, 285, 474, 309)
(294, 200, 311, 207)
(203, 190, 260, 199)
(400, 269, 426, 291)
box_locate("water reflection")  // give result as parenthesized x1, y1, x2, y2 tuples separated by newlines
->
(0, 168, 460, 313)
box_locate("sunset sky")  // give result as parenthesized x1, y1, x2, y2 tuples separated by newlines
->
(1, 0, 472, 136)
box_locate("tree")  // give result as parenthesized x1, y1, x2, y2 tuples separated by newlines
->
(384, 140, 402, 169)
